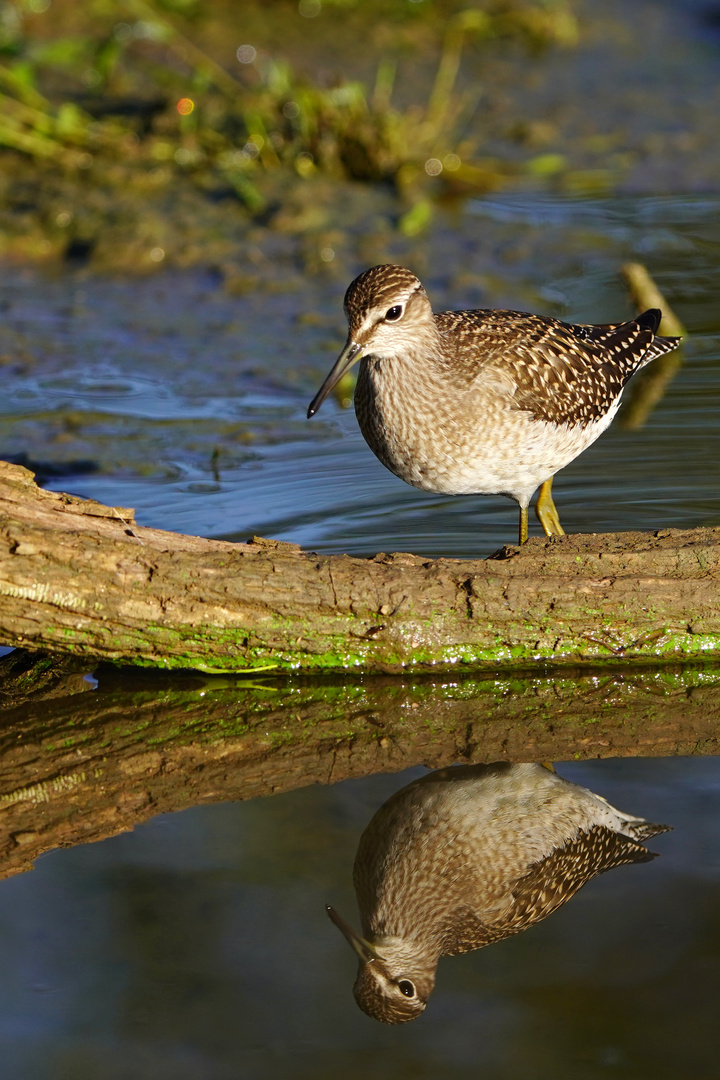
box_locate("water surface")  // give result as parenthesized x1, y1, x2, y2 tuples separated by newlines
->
(0, 756, 718, 1079)
(0, 193, 717, 557)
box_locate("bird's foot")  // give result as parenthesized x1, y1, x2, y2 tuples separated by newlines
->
(535, 478, 566, 538)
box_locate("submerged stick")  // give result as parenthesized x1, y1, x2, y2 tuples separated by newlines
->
(621, 262, 685, 339)
(620, 261, 686, 430)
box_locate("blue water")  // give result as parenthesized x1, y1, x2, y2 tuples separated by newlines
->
(0, 756, 717, 1080)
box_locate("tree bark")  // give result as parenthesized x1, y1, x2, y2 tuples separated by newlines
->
(0, 459, 719, 672)
(1, 651, 719, 880)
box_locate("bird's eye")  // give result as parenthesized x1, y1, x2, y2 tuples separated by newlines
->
(398, 980, 415, 997)
(384, 305, 403, 322)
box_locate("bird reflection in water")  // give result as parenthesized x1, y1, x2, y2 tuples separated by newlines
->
(327, 762, 671, 1024)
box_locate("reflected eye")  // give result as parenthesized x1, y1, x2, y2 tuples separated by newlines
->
(398, 979, 415, 997)
(384, 305, 403, 322)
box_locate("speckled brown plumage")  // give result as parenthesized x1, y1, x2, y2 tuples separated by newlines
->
(439, 823, 656, 955)
(308, 265, 681, 543)
(434, 308, 667, 427)
(328, 762, 671, 1024)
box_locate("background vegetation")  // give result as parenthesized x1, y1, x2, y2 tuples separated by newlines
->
(0, 0, 580, 267)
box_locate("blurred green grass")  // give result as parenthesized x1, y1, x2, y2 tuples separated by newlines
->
(0, 0, 579, 266)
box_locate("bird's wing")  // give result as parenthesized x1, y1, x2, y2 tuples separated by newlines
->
(435, 309, 679, 427)
(440, 824, 657, 956)
(504, 823, 657, 931)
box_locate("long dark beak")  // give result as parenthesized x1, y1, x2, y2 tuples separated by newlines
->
(326, 904, 381, 964)
(307, 340, 363, 418)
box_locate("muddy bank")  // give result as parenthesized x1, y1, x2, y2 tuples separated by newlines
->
(1, 0, 719, 272)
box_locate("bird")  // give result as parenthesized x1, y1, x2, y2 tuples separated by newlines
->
(327, 761, 671, 1024)
(307, 265, 681, 545)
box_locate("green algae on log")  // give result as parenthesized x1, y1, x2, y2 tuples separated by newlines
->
(0, 459, 719, 673)
(1, 655, 720, 880)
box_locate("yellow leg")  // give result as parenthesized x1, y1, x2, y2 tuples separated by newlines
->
(535, 477, 566, 537)
(518, 505, 528, 545)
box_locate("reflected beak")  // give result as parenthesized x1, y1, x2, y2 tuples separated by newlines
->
(326, 904, 381, 964)
(307, 340, 364, 418)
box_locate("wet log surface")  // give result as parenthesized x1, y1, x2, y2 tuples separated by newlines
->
(0, 651, 719, 880)
(0, 460, 719, 673)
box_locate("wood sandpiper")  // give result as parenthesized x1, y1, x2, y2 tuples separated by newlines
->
(307, 265, 681, 544)
(327, 762, 671, 1024)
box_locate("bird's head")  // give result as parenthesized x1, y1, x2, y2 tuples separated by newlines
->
(307, 265, 435, 418)
(326, 903, 436, 1025)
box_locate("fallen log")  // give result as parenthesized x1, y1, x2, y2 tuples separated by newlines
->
(1, 652, 719, 879)
(0, 459, 719, 672)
